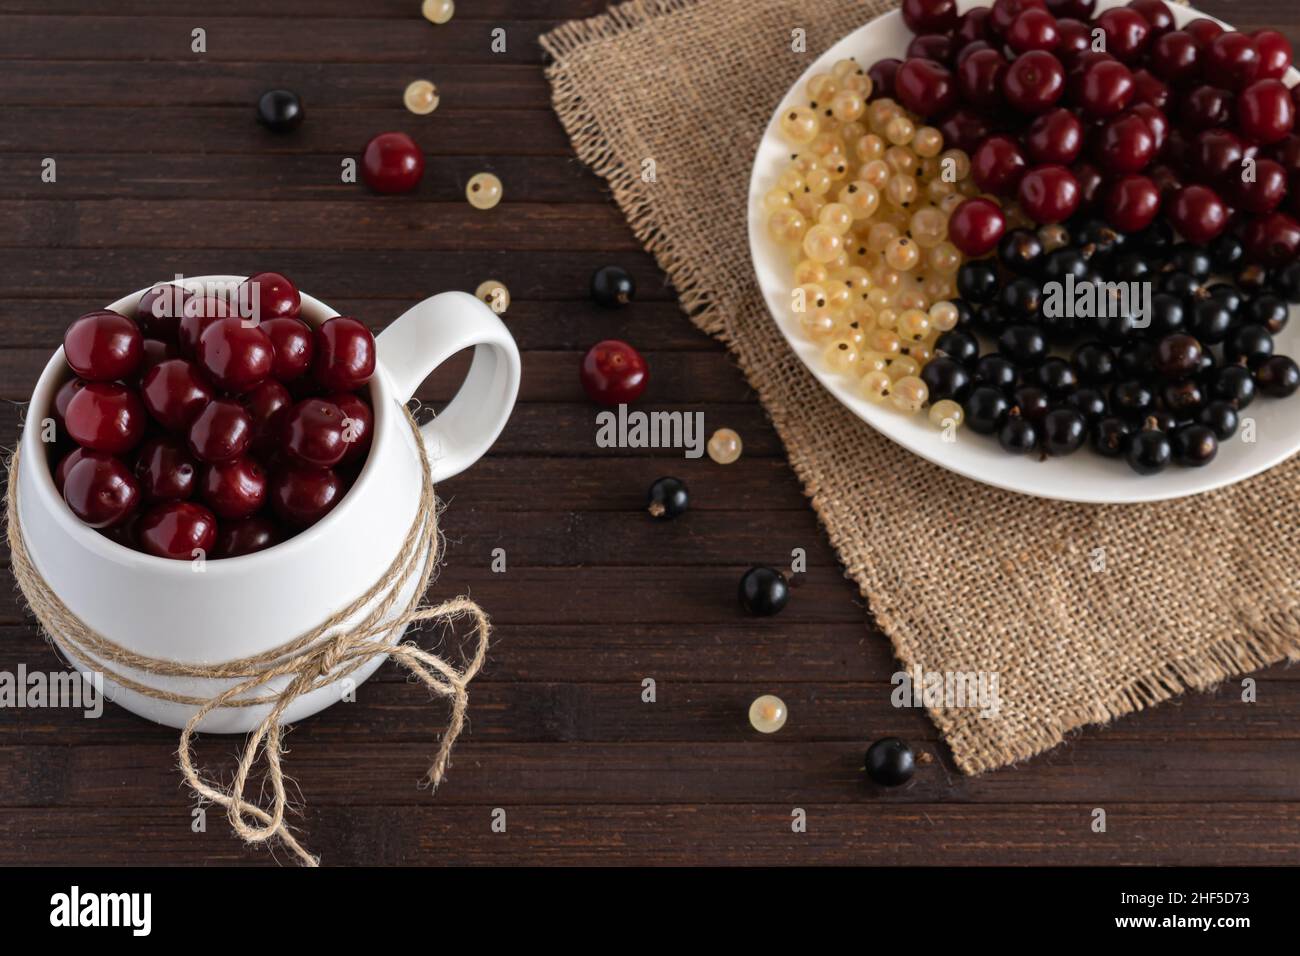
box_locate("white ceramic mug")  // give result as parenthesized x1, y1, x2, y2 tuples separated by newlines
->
(16, 276, 521, 732)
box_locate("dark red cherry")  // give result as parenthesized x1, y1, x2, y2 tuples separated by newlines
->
(1184, 18, 1225, 52)
(1006, 8, 1058, 53)
(1244, 212, 1300, 267)
(1253, 30, 1294, 80)
(1151, 30, 1201, 84)
(901, 0, 958, 34)
(990, 0, 1046, 36)
(937, 109, 992, 153)
(64, 381, 146, 454)
(138, 338, 177, 382)
(1181, 85, 1235, 132)
(955, 39, 995, 65)
(201, 456, 267, 520)
(1168, 185, 1229, 243)
(1026, 108, 1083, 164)
(1127, 0, 1174, 37)
(1018, 164, 1080, 223)
(178, 294, 235, 357)
(282, 398, 347, 468)
(972, 136, 1028, 194)
(1076, 60, 1135, 118)
(1193, 128, 1246, 183)
(62, 452, 139, 529)
(259, 316, 313, 382)
(1002, 50, 1065, 113)
(1095, 7, 1150, 63)
(137, 501, 217, 560)
(1098, 113, 1156, 174)
(1054, 17, 1091, 65)
(54, 446, 94, 493)
(196, 316, 273, 393)
(957, 48, 1008, 108)
(1148, 162, 1184, 199)
(1046, 0, 1093, 15)
(240, 378, 292, 453)
(894, 58, 958, 117)
(239, 271, 300, 321)
(949, 198, 1008, 257)
(329, 391, 373, 463)
(1072, 160, 1105, 209)
(136, 284, 190, 342)
(1230, 158, 1289, 214)
(1131, 69, 1169, 110)
(63, 310, 142, 382)
(907, 34, 954, 64)
(866, 58, 902, 100)
(187, 399, 251, 463)
(215, 516, 281, 558)
(1205, 32, 1261, 91)
(1105, 174, 1161, 232)
(580, 340, 649, 405)
(1238, 79, 1296, 145)
(956, 8, 995, 45)
(361, 132, 424, 194)
(53, 377, 87, 428)
(141, 359, 213, 433)
(1129, 103, 1169, 151)
(133, 436, 197, 501)
(312, 316, 376, 391)
(272, 466, 343, 528)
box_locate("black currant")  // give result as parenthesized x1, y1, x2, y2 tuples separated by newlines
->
(1171, 424, 1218, 467)
(1111, 379, 1156, 418)
(1190, 299, 1233, 344)
(1043, 247, 1090, 280)
(1091, 416, 1132, 457)
(1042, 407, 1087, 456)
(1237, 264, 1269, 293)
(1207, 283, 1245, 320)
(999, 276, 1044, 317)
(864, 737, 915, 787)
(1137, 219, 1175, 255)
(256, 89, 304, 132)
(1093, 311, 1138, 346)
(934, 330, 979, 366)
(1127, 427, 1173, 475)
(1065, 386, 1108, 423)
(1209, 233, 1246, 273)
(1247, 295, 1290, 335)
(956, 260, 1000, 304)
(1152, 333, 1203, 380)
(1272, 261, 1300, 304)
(1012, 384, 1051, 423)
(1116, 340, 1155, 380)
(998, 324, 1048, 367)
(647, 477, 688, 519)
(1147, 293, 1186, 336)
(1108, 252, 1152, 281)
(1167, 244, 1213, 278)
(738, 566, 788, 616)
(1161, 271, 1202, 302)
(1072, 342, 1116, 384)
(974, 354, 1018, 391)
(998, 228, 1045, 275)
(998, 413, 1039, 455)
(1076, 220, 1123, 263)
(591, 266, 636, 308)
(1024, 358, 1078, 398)
(1210, 364, 1257, 408)
(950, 298, 976, 329)
(920, 356, 972, 403)
(975, 304, 1011, 336)
(1199, 400, 1240, 440)
(963, 386, 1011, 434)
(1226, 324, 1274, 367)
(1162, 379, 1205, 416)
(1256, 355, 1300, 397)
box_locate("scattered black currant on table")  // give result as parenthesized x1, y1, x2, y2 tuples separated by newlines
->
(864, 737, 915, 787)
(738, 566, 789, 616)
(945, 216, 1299, 477)
(256, 89, 304, 132)
(590, 265, 636, 308)
(647, 477, 688, 519)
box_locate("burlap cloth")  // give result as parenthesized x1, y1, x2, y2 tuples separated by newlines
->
(541, 0, 1300, 773)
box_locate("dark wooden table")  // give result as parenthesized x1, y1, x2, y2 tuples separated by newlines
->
(1, 0, 1298, 866)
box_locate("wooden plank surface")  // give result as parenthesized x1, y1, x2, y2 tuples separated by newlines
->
(1, 0, 1298, 867)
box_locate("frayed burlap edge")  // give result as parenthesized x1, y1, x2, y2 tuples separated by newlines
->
(541, 0, 1300, 774)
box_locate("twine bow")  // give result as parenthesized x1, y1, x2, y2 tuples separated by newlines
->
(5, 406, 489, 866)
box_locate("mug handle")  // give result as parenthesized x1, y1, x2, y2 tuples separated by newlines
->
(376, 291, 521, 484)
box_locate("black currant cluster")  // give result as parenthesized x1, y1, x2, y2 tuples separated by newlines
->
(925, 218, 1300, 476)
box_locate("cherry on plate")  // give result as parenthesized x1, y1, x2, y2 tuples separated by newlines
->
(1253, 30, 1294, 80)
(196, 316, 274, 393)
(1018, 165, 1080, 224)
(240, 271, 300, 321)
(187, 398, 252, 463)
(1205, 32, 1261, 91)
(133, 436, 197, 501)
(54, 446, 94, 493)
(1006, 8, 1058, 54)
(1104, 174, 1161, 232)
(53, 377, 87, 427)
(1097, 112, 1156, 174)
(1168, 185, 1229, 244)
(901, 0, 958, 34)
(283, 398, 348, 468)
(62, 452, 139, 529)
(272, 466, 343, 528)
(1184, 18, 1225, 52)
(141, 359, 213, 433)
(1026, 108, 1083, 164)
(215, 516, 281, 558)
(361, 132, 425, 194)
(64, 381, 146, 454)
(201, 456, 268, 519)
(1238, 79, 1296, 145)
(1002, 50, 1065, 113)
(1094, 7, 1151, 63)
(972, 136, 1028, 194)
(1244, 212, 1300, 267)
(957, 48, 1008, 108)
(313, 316, 376, 391)
(63, 310, 142, 382)
(261, 316, 314, 381)
(990, 0, 1047, 37)
(580, 340, 649, 405)
(136, 284, 191, 342)
(1075, 60, 1135, 118)
(894, 58, 958, 117)
(241, 378, 292, 453)
(138, 501, 217, 560)
(1150, 30, 1201, 84)
(138, 338, 177, 381)
(178, 294, 236, 357)
(948, 197, 1006, 256)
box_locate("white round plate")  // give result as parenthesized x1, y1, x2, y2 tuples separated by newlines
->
(748, 0, 1300, 504)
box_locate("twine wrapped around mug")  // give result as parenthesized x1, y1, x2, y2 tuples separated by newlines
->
(5, 405, 489, 867)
